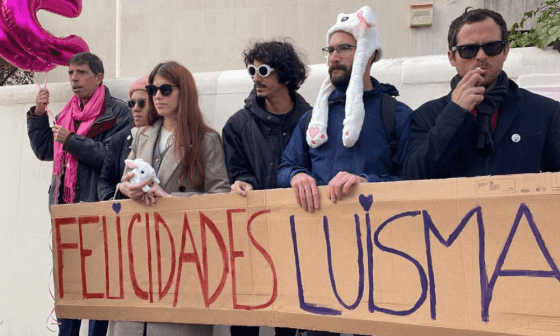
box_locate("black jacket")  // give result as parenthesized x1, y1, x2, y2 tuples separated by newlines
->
(405, 79, 560, 180)
(222, 89, 312, 190)
(27, 86, 132, 207)
(97, 127, 135, 201)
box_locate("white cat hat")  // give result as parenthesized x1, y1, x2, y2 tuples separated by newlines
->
(306, 6, 383, 148)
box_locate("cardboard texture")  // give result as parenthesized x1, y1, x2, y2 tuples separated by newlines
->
(51, 173, 560, 335)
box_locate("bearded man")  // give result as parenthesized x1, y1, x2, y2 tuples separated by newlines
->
(276, 6, 412, 213)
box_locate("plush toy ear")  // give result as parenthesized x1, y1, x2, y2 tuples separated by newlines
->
(125, 159, 138, 169)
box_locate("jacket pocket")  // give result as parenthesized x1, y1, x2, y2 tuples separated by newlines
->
(510, 132, 542, 170)
(511, 132, 541, 146)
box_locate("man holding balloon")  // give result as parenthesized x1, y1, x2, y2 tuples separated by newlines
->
(27, 52, 132, 336)
(1, 0, 128, 333)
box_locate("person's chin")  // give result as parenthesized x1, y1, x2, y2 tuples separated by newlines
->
(331, 78, 348, 89)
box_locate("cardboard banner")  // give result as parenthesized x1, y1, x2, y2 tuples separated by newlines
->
(51, 173, 560, 335)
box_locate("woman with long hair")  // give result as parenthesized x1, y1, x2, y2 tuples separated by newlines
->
(109, 61, 230, 336)
(117, 61, 229, 203)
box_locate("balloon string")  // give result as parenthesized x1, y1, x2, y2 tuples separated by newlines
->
(35, 72, 56, 123)
(46, 229, 58, 332)
(48, 265, 55, 300)
(46, 306, 59, 333)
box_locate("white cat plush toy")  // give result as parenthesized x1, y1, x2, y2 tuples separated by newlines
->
(125, 158, 160, 192)
(306, 5, 382, 148)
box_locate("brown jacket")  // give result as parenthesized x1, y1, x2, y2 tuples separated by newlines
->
(119, 118, 230, 197)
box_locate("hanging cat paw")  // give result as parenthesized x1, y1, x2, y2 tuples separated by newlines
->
(342, 124, 360, 148)
(307, 125, 328, 148)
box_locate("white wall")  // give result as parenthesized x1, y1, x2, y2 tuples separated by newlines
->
(0, 47, 559, 335)
(35, 0, 544, 83)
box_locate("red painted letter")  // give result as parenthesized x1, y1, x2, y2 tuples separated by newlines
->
(103, 215, 124, 299)
(200, 211, 229, 307)
(173, 212, 204, 307)
(144, 213, 154, 303)
(55, 217, 78, 299)
(226, 209, 246, 309)
(154, 212, 176, 301)
(78, 215, 104, 299)
(127, 213, 149, 300)
(245, 210, 277, 310)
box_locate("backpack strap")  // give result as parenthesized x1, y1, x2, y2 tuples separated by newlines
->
(305, 109, 313, 131)
(381, 93, 399, 171)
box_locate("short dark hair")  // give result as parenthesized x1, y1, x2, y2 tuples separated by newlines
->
(243, 38, 308, 91)
(68, 52, 104, 75)
(448, 8, 509, 50)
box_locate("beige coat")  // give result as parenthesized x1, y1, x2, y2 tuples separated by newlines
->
(108, 118, 230, 336)
(122, 118, 230, 196)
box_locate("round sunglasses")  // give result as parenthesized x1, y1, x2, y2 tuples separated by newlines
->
(145, 84, 177, 97)
(247, 64, 276, 78)
(127, 99, 146, 109)
(451, 40, 507, 59)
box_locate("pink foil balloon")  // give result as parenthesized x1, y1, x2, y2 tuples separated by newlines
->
(0, 0, 89, 72)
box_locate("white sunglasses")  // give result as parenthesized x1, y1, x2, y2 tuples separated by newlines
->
(247, 64, 276, 78)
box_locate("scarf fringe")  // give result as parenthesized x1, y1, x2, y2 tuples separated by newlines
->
(63, 185, 75, 204)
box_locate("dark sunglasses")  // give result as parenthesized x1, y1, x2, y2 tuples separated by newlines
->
(127, 99, 146, 109)
(145, 84, 177, 97)
(247, 64, 276, 78)
(451, 40, 507, 59)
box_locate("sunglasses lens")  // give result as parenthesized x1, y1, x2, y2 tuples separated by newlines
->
(160, 84, 173, 96)
(258, 66, 269, 77)
(458, 45, 478, 59)
(127, 100, 135, 108)
(146, 85, 156, 96)
(483, 42, 505, 56)
(248, 66, 256, 77)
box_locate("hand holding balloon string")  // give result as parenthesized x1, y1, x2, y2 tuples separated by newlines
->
(35, 73, 56, 123)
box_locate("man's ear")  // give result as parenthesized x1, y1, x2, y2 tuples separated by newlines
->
(95, 73, 104, 86)
(448, 50, 457, 67)
(368, 50, 377, 67)
(503, 43, 510, 62)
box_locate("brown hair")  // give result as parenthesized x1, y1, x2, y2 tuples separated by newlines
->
(147, 61, 213, 190)
(448, 8, 509, 50)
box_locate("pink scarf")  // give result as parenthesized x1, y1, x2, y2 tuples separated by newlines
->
(53, 85, 106, 203)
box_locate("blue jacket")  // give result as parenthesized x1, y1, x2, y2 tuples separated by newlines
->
(405, 79, 560, 179)
(276, 78, 412, 187)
